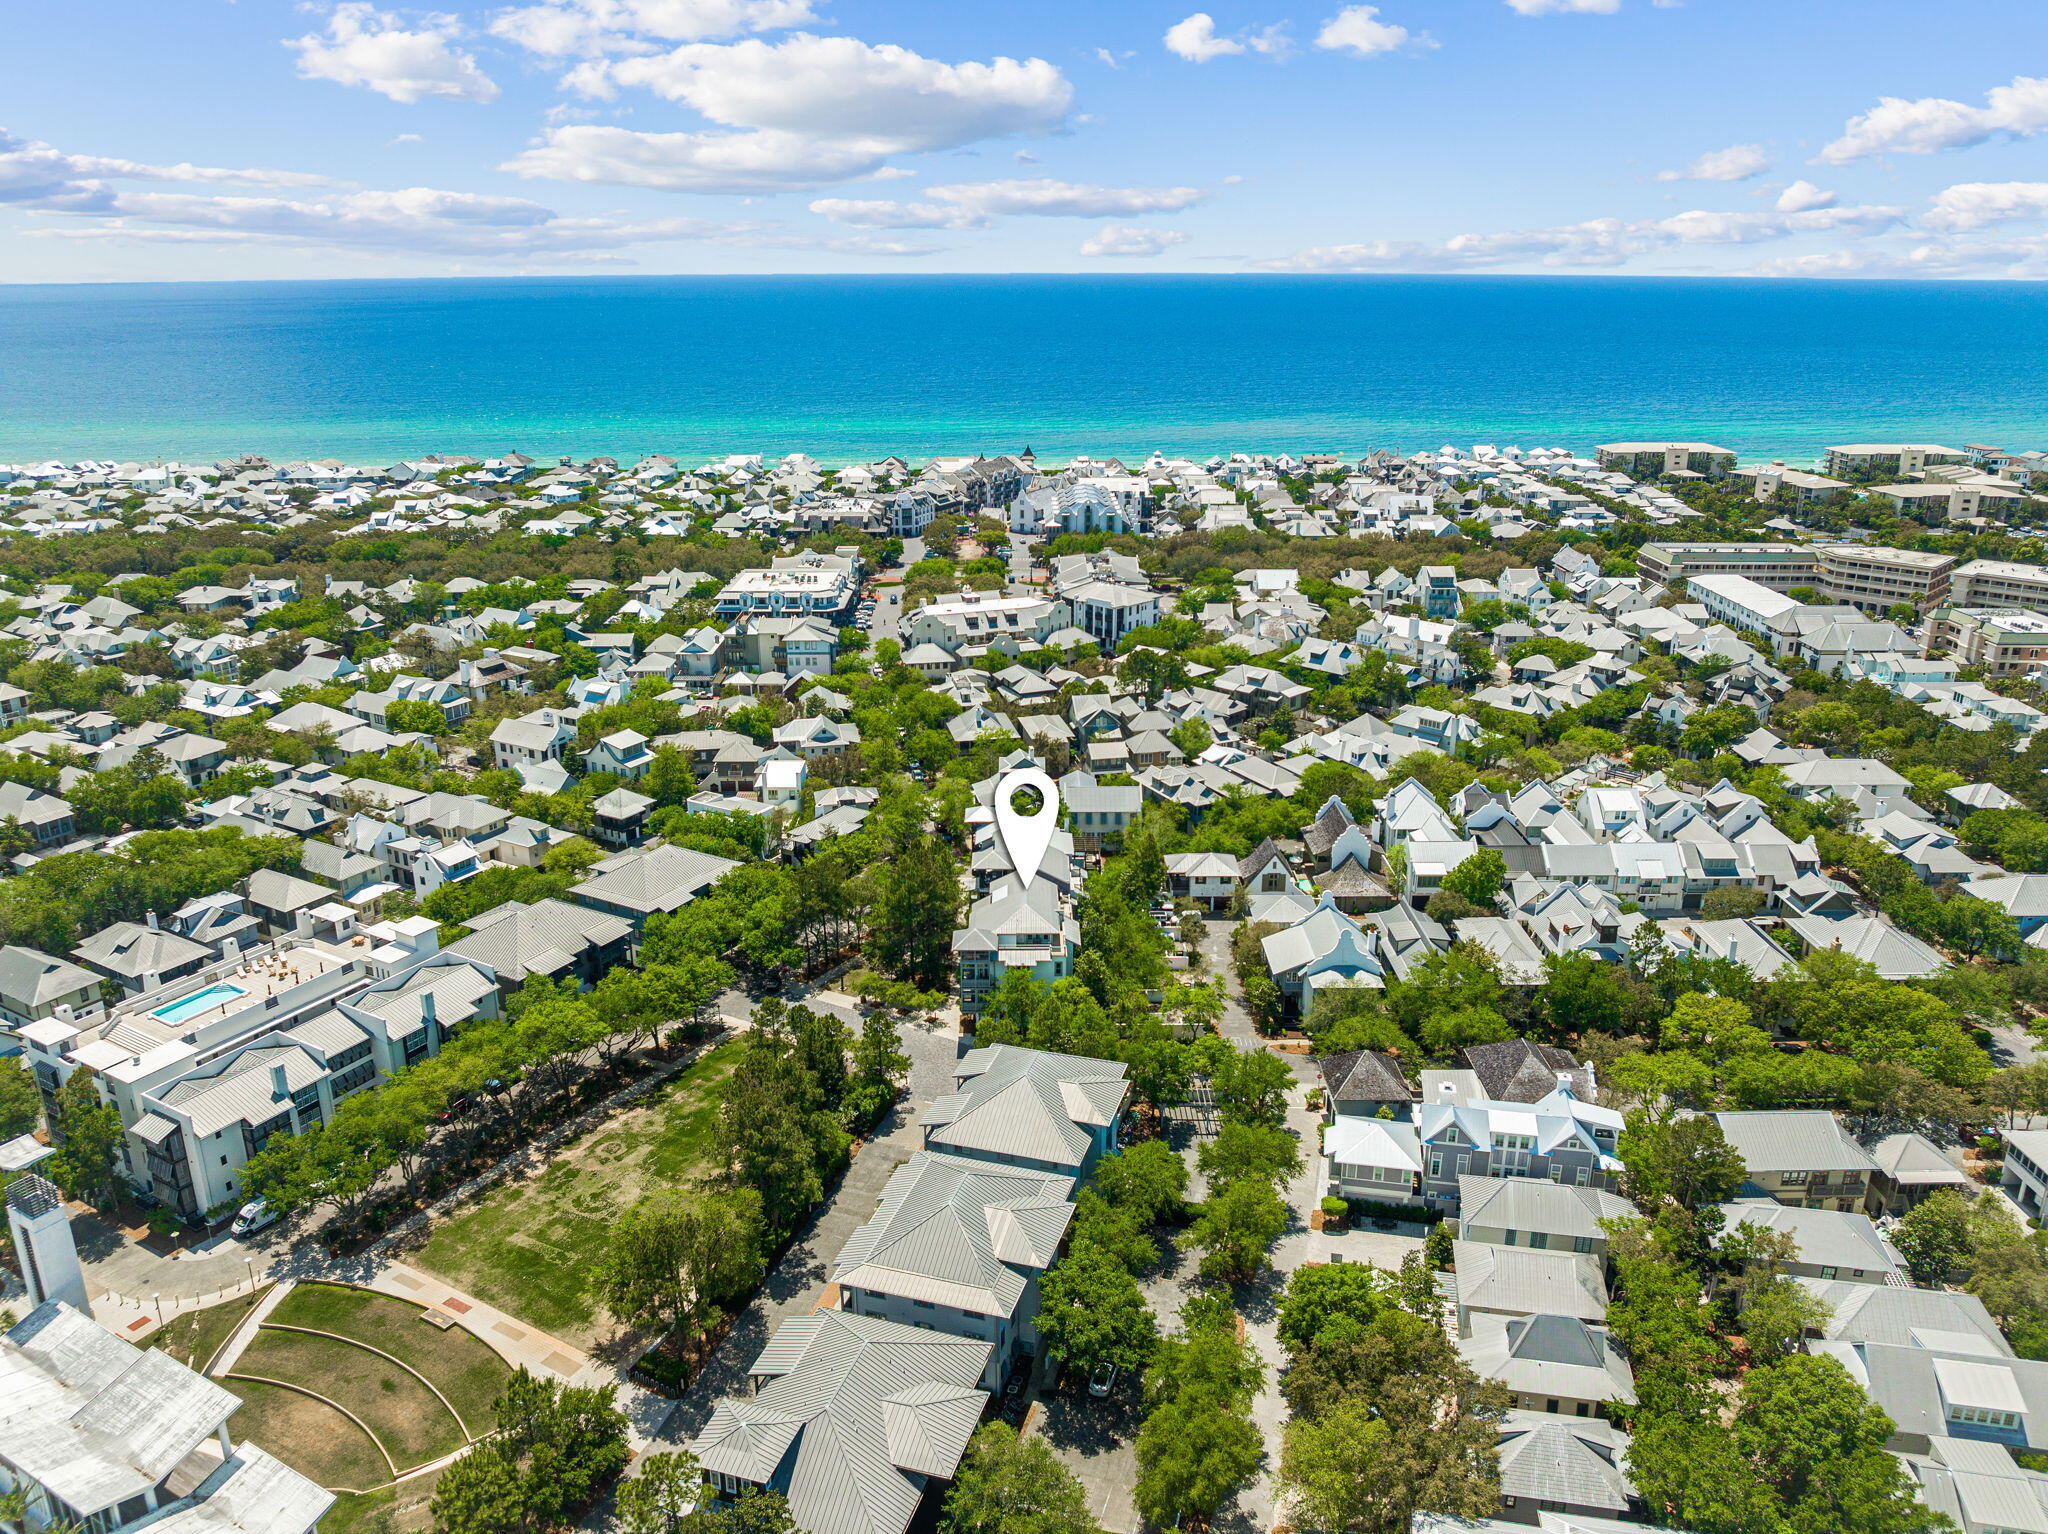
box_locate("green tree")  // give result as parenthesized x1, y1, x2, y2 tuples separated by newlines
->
(1034, 1244, 1158, 1373)
(50, 1066, 126, 1209)
(941, 1423, 1103, 1534)
(1277, 1261, 1393, 1355)
(1134, 1399, 1263, 1528)
(1188, 1178, 1288, 1283)
(0, 1056, 40, 1140)
(593, 1189, 765, 1342)
(434, 1369, 631, 1534)
(1068, 1188, 1158, 1274)
(386, 699, 451, 735)
(1439, 849, 1507, 910)
(1196, 1120, 1302, 1191)
(1209, 1045, 1294, 1127)
(1093, 1140, 1188, 1226)
(869, 836, 962, 990)
(845, 1013, 911, 1129)
(1616, 1104, 1747, 1248)
(1890, 1188, 1976, 1287)
(614, 1452, 704, 1534)
(1277, 1310, 1508, 1534)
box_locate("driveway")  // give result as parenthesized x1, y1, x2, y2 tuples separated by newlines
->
(655, 1017, 962, 1440)
(1195, 914, 1263, 1043)
(1029, 1044, 1340, 1534)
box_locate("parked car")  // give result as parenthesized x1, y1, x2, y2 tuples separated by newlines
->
(1088, 1362, 1118, 1398)
(230, 1199, 278, 1237)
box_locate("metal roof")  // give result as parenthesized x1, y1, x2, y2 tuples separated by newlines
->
(831, 1152, 1072, 1320)
(692, 1312, 989, 1534)
(2, 1303, 241, 1516)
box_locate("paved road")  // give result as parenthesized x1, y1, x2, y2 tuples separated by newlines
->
(654, 1016, 963, 1441)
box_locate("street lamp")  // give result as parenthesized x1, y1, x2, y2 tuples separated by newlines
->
(152, 1292, 162, 1324)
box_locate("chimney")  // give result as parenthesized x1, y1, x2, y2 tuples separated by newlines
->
(271, 1063, 289, 1098)
(146, 910, 159, 931)
(421, 990, 437, 1033)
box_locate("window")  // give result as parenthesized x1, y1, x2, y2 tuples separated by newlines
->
(1573, 1236, 1595, 1255)
(1947, 1404, 2021, 1430)
(1574, 1167, 1591, 1187)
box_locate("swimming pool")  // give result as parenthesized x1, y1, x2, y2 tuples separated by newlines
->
(150, 982, 248, 1025)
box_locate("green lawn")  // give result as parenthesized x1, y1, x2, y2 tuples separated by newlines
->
(237, 1329, 465, 1471)
(410, 1041, 740, 1345)
(227, 1380, 390, 1491)
(317, 1465, 446, 1534)
(146, 1285, 271, 1374)
(268, 1283, 509, 1435)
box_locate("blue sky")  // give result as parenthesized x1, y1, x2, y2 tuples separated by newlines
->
(6, 0, 2048, 282)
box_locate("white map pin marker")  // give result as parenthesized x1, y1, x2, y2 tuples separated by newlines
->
(993, 766, 1060, 883)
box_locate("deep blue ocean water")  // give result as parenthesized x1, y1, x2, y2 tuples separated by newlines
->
(2, 274, 2046, 465)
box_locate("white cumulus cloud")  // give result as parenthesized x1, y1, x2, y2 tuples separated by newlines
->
(1654, 143, 1770, 182)
(288, 4, 500, 104)
(508, 33, 1073, 192)
(1081, 226, 1191, 257)
(1163, 13, 1290, 61)
(1774, 179, 1836, 213)
(487, 0, 816, 57)
(1314, 5, 1432, 56)
(0, 130, 345, 205)
(1925, 181, 2048, 232)
(809, 178, 1208, 229)
(1504, 0, 1622, 14)
(0, 127, 938, 262)
(1817, 74, 2048, 165)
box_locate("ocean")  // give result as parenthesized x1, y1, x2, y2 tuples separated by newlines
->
(2, 274, 2046, 466)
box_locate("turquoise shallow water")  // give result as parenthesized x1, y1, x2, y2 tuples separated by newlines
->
(2, 274, 2045, 465)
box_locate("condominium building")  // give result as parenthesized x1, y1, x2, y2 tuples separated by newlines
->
(1822, 443, 1971, 479)
(1813, 544, 1954, 613)
(1950, 559, 2048, 610)
(1686, 573, 1807, 641)
(903, 591, 1073, 654)
(1638, 542, 1952, 612)
(1729, 463, 1850, 506)
(16, 920, 499, 1219)
(712, 549, 863, 619)
(1926, 608, 2048, 677)
(1637, 542, 1816, 591)
(1594, 442, 1737, 479)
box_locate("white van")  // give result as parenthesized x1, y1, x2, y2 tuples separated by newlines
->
(230, 1199, 278, 1237)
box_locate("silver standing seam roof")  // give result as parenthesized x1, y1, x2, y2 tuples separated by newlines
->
(1459, 1314, 1636, 1407)
(692, 1311, 989, 1534)
(831, 1151, 1074, 1318)
(921, 1044, 1128, 1173)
